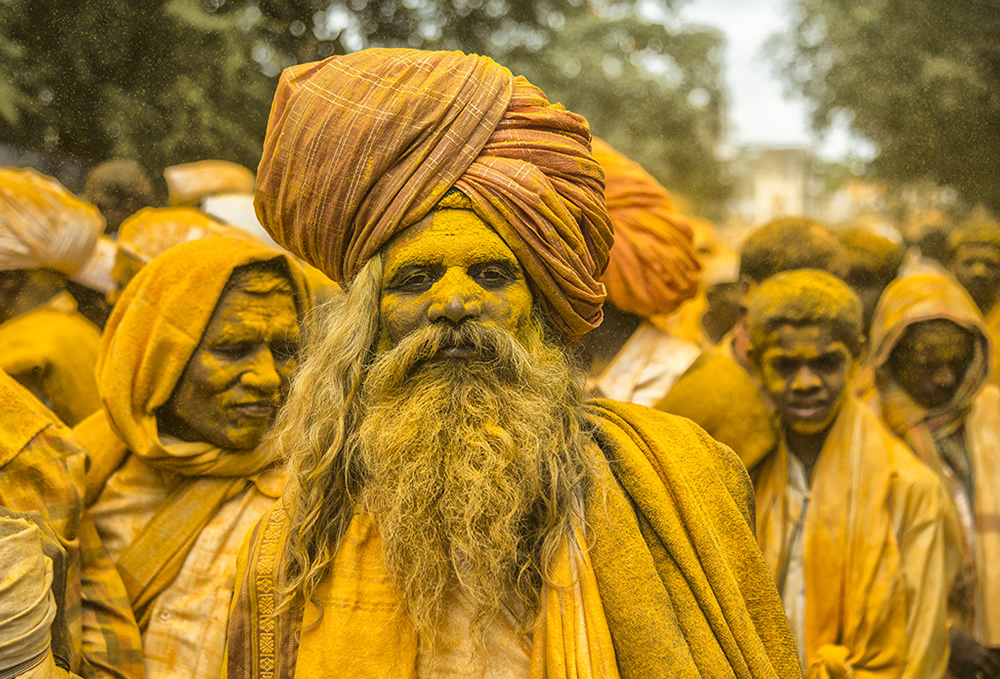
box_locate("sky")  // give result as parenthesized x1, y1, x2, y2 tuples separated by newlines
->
(669, 0, 874, 161)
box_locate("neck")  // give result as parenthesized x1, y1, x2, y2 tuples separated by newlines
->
(785, 426, 830, 484)
(578, 303, 643, 375)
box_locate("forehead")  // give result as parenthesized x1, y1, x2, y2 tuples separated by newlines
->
(956, 242, 1000, 260)
(897, 319, 972, 357)
(760, 323, 847, 357)
(383, 209, 520, 278)
(203, 275, 299, 336)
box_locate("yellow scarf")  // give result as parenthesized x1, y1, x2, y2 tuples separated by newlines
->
(755, 397, 907, 678)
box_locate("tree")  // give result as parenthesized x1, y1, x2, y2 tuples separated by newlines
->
(0, 0, 728, 212)
(771, 0, 1000, 212)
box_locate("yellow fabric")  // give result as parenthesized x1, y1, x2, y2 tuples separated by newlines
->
(0, 167, 103, 275)
(115, 207, 239, 264)
(655, 350, 777, 470)
(225, 401, 801, 679)
(290, 512, 618, 679)
(0, 292, 102, 426)
(755, 396, 951, 678)
(163, 160, 255, 206)
(984, 305, 1000, 387)
(869, 272, 1000, 643)
(89, 235, 311, 627)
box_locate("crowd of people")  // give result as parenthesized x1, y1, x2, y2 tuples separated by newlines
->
(0, 47, 998, 679)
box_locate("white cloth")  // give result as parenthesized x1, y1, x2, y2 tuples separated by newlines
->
(778, 453, 809, 669)
(0, 518, 56, 674)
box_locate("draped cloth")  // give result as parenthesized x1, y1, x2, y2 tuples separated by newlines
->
(0, 167, 103, 275)
(87, 236, 312, 628)
(225, 401, 800, 679)
(254, 48, 612, 340)
(590, 137, 700, 319)
(869, 272, 1000, 644)
(755, 396, 951, 678)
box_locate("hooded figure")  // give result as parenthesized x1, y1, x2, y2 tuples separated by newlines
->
(77, 236, 311, 679)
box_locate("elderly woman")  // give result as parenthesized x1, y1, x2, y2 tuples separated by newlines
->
(75, 236, 311, 679)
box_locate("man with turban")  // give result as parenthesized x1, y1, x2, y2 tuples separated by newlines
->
(0, 168, 104, 425)
(224, 49, 799, 679)
(0, 369, 144, 678)
(948, 217, 1000, 387)
(657, 217, 850, 469)
(580, 138, 703, 406)
(870, 272, 1000, 679)
(746, 269, 952, 678)
(76, 237, 311, 679)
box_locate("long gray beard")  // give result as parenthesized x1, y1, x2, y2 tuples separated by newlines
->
(355, 319, 591, 640)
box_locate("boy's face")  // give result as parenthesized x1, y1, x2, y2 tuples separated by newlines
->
(753, 322, 855, 436)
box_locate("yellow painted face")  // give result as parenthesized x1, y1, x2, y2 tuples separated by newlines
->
(888, 319, 975, 409)
(755, 323, 853, 436)
(379, 208, 534, 355)
(159, 272, 301, 450)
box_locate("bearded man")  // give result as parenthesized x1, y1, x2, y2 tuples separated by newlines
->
(224, 49, 800, 679)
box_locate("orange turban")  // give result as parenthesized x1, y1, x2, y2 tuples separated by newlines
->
(591, 138, 700, 318)
(254, 48, 612, 340)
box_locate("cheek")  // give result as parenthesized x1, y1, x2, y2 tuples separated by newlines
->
(379, 294, 427, 346)
(184, 353, 244, 398)
(483, 283, 534, 332)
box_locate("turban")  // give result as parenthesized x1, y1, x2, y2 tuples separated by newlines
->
(116, 207, 241, 264)
(0, 168, 103, 275)
(255, 48, 612, 340)
(591, 137, 700, 318)
(164, 160, 256, 206)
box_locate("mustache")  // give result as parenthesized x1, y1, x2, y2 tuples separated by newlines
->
(367, 322, 536, 390)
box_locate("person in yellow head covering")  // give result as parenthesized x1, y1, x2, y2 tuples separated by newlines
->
(75, 236, 311, 679)
(223, 48, 800, 679)
(580, 137, 704, 407)
(0, 369, 144, 679)
(948, 217, 1000, 389)
(746, 269, 952, 678)
(163, 160, 255, 207)
(0, 167, 105, 425)
(870, 272, 1000, 678)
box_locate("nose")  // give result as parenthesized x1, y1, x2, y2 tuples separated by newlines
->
(970, 262, 990, 279)
(241, 346, 282, 395)
(427, 271, 482, 325)
(932, 365, 958, 390)
(791, 365, 821, 392)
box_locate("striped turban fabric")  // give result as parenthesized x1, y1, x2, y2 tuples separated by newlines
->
(254, 48, 613, 340)
(591, 138, 700, 319)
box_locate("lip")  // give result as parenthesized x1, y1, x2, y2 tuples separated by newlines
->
(785, 403, 828, 420)
(231, 402, 276, 419)
(438, 345, 477, 358)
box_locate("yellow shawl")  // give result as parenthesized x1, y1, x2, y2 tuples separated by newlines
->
(869, 272, 1000, 644)
(756, 396, 952, 678)
(225, 400, 800, 678)
(83, 236, 311, 628)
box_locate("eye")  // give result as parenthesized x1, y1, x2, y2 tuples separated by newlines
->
(271, 340, 299, 362)
(212, 343, 254, 359)
(472, 263, 515, 288)
(389, 269, 437, 293)
(814, 353, 845, 373)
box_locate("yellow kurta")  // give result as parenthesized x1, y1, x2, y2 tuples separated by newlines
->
(755, 396, 952, 678)
(0, 291, 101, 426)
(224, 401, 801, 679)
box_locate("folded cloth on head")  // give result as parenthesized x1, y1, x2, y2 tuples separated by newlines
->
(0, 518, 57, 674)
(591, 137, 700, 318)
(164, 160, 255, 206)
(0, 168, 103, 275)
(254, 48, 613, 340)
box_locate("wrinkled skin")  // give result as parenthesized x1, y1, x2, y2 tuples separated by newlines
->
(379, 207, 534, 354)
(952, 243, 1000, 315)
(887, 319, 974, 410)
(158, 273, 300, 450)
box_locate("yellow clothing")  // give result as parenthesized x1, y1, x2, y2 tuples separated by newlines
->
(78, 237, 311, 678)
(590, 321, 702, 407)
(755, 396, 952, 678)
(225, 401, 801, 679)
(869, 272, 1000, 644)
(0, 291, 101, 426)
(655, 350, 778, 470)
(0, 371, 143, 679)
(984, 305, 1000, 387)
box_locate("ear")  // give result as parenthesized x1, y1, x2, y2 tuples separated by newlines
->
(746, 343, 763, 378)
(852, 335, 868, 364)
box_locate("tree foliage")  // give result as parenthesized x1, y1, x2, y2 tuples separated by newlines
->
(0, 0, 727, 211)
(771, 0, 1000, 212)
